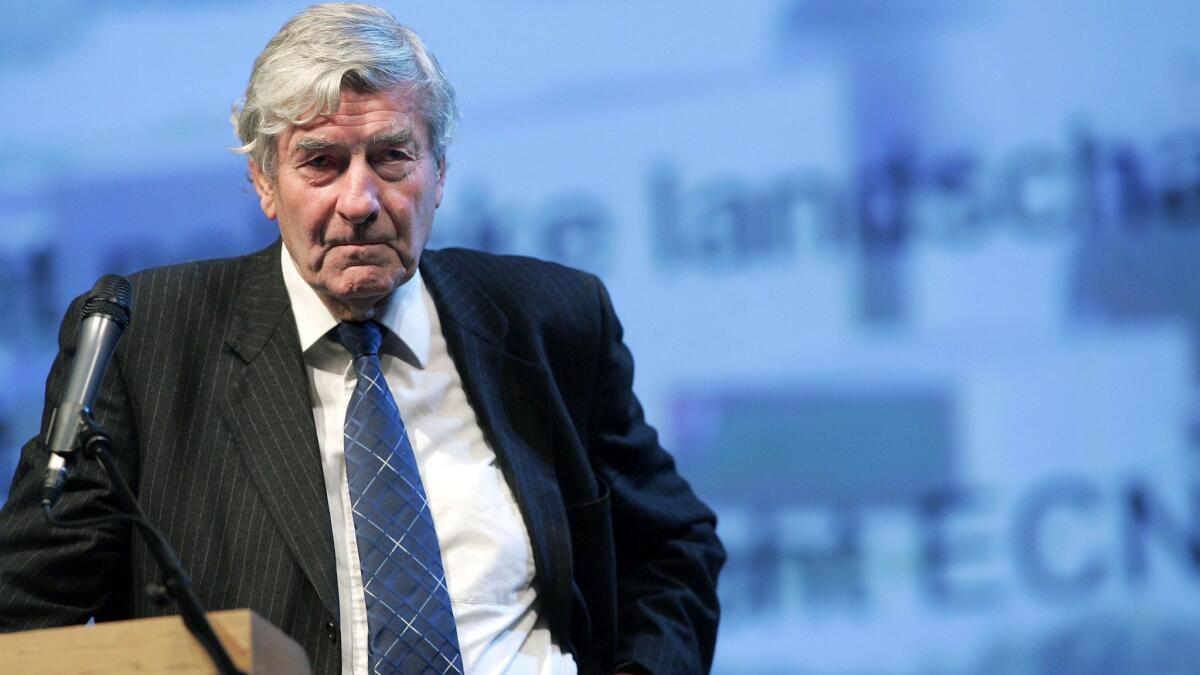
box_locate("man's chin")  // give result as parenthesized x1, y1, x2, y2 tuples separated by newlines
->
(323, 267, 407, 303)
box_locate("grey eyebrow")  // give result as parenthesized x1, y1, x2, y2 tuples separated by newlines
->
(293, 137, 340, 154)
(368, 128, 415, 148)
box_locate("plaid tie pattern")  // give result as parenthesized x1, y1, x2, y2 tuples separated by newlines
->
(334, 321, 464, 675)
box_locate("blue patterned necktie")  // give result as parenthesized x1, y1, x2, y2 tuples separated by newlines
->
(334, 321, 464, 675)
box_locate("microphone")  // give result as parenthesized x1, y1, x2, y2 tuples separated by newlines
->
(41, 274, 133, 508)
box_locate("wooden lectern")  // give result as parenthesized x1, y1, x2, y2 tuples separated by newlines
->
(0, 609, 311, 674)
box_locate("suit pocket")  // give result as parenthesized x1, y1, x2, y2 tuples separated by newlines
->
(565, 480, 613, 536)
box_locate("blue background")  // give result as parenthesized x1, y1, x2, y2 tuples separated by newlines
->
(3, 1, 1200, 672)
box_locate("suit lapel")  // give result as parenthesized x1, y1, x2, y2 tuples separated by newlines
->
(420, 250, 575, 644)
(220, 242, 339, 618)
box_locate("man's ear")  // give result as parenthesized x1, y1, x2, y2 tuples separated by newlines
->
(434, 156, 446, 209)
(249, 159, 277, 220)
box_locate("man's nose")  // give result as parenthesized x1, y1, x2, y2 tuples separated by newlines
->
(337, 159, 380, 228)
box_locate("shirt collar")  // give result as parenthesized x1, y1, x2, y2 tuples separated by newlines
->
(280, 244, 431, 367)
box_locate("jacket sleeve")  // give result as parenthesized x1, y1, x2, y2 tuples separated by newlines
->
(586, 277, 725, 674)
(0, 294, 138, 631)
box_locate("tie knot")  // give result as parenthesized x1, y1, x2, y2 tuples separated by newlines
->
(334, 321, 384, 359)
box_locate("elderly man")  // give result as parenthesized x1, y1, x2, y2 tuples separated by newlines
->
(0, 4, 723, 675)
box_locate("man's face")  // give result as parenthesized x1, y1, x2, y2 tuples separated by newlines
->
(251, 87, 444, 317)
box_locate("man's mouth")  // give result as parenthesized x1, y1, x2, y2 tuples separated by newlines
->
(329, 240, 388, 248)
(327, 242, 396, 266)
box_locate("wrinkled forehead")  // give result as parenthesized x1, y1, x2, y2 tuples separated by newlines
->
(290, 125, 417, 155)
(280, 88, 429, 152)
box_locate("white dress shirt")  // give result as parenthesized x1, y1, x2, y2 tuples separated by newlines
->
(281, 248, 578, 675)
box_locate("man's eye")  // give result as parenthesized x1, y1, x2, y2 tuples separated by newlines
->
(380, 149, 412, 162)
(306, 155, 332, 168)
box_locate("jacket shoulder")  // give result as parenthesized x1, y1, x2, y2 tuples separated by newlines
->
(106, 245, 278, 360)
(125, 247, 266, 311)
(423, 247, 602, 317)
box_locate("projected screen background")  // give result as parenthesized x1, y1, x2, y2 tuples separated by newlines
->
(3, 2, 1200, 673)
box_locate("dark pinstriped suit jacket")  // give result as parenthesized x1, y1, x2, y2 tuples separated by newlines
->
(0, 241, 724, 675)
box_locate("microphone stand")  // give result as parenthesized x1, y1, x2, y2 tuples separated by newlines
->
(46, 411, 244, 675)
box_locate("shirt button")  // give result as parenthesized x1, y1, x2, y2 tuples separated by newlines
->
(326, 621, 338, 644)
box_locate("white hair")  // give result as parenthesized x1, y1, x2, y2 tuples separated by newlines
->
(231, 3, 458, 177)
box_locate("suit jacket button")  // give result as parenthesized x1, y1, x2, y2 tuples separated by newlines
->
(326, 621, 338, 644)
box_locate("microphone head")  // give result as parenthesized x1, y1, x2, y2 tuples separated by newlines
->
(81, 274, 133, 329)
